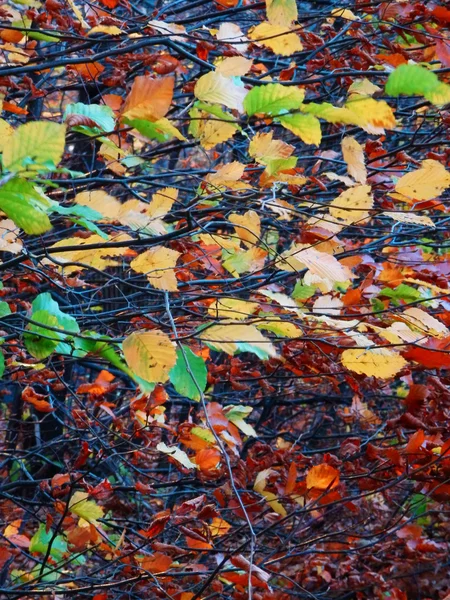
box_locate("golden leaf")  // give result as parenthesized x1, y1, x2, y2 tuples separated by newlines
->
(329, 185, 373, 224)
(249, 131, 294, 164)
(75, 190, 121, 221)
(341, 136, 367, 184)
(147, 187, 178, 219)
(215, 56, 253, 77)
(341, 348, 407, 379)
(306, 464, 340, 490)
(123, 330, 177, 383)
(199, 324, 278, 358)
(130, 246, 181, 291)
(249, 22, 303, 56)
(208, 298, 259, 320)
(394, 160, 450, 201)
(266, 0, 298, 26)
(229, 210, 261, 247)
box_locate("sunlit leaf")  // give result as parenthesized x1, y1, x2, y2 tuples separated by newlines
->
(123, 330, 177, 383)
(249, 22, 302, 56)
(341, 348, 407, 379)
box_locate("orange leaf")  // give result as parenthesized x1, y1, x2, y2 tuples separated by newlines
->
(70, 62, 105, 80)
(22, 386, 54, 412)
(122, 76, 174, 121)
(195, 448, 221, 472)
(140, 552, 172, 574)
(306, 464, 340, 490)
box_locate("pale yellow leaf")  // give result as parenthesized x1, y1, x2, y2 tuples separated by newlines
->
(329, 185, 373, 224)
(199, 324, 278, 357)
(401, 307, 449, 338)
(341, 348, 407, 379)
(130, 246, 180, 291)
(118, 200, 167, 235)
(344, 96, 396, 134)
(229, 210, 261, 247)
(147, 20, 186, 41)
(156, 442, 197, 470)
(249, 22, 303, 56)
(88, 25, 122, 36)
(348, 78, 381, 97)
(266, 0, 298, 26)
(215, 56, 253, 77)
(0, 118, 14, 153)
(259, 289, 303, 315)
(254, 469, 287, 516)
(123, 330, 177, 383)
(216, 22, 249, 53)
(249, 131, 294, 164)
(341, 136, 367, 184)
(208, 298, 259, 320)
(312, 295, 343, 316)
(147, 187, 178, 219)
(330, 7, 359, 20)
(276, 244, 353, 283)
(194, 71, 247, 112)
(256, 318, 302, 338)
(394, 160, 450, 201)
(382, 211, 435, 228)
(75, 190, 121, 221)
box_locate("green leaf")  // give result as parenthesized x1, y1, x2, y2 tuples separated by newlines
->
(64, 103, 116, 132)
(292, 281, 316, 300)
(32, 293, 79, 355)
(24, 310, 62, 359)
(3, 121, 66, 174)
(124, 117, 184, 142)
(0, 351, 4, 379)
(379, 284, 421, 306)
(224, 405, 257, 437)
(244, 83, 305, 116)
(0, 302, 11, 319)
(265, 156, 297, 176)
(169, 346, 207, 402)
(385, 64, 450, 106)
(0, 183, 51, 235)
(276, 112, 322, 145)
(30, 524, 68, 560)
(69, 491, 104, 523)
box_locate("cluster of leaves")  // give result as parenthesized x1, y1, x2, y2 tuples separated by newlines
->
(0, 0, 449, 598)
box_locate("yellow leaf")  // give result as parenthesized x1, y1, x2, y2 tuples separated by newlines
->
(330, 7, 358, 20)
(0, 118, 14, 153)
(75, 190, 121, 221)
(394, 160, 450, 201)
(147, 187, 178, 219)
(194, 71, 247, 112)
(208, 298, 259, 320)
(276, 113, 322, 145)
(215, 56, 253, 77)
(348, 78, 381, 97)
(344, 96, 396, 134)
(205, 162, 252, 190)
(256, 318, 302, 338)
(249, 22, 303, 56)
(329, 185, 373, 224)
(266, 0, 298, 26)
(229, 210, 261, 247)
(199, 324, 278, 358)
(254, 469, 287, 516)
(276, 245, 353, 283)
(249, 131, 294, 164)
(88, 25, 122, 36)
(190, 107, 238, 150)
(198, 233, 240, 251)
(130, 246, 180, 291)
(45, 234, 131, 274)
(341, 136, 367, 184)
(341, 348, 407, 379)
(69, 492, 104, 524)
(122, 330, 177, 383)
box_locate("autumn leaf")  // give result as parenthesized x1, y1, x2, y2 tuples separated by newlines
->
(341, 136, 367, 183)
(69, 492, 104, 524)
(329, 185, 373, 224)
(123, 330, 177, 383)
(122, 76, 174, 121)
(306, 464, 340, 490)
(341, 348, 407, 379)
(249, 22, 302, 56)
(394, 160, 450, 201)
(130, 246, 181, 291)
(194, 71, 248, 111)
